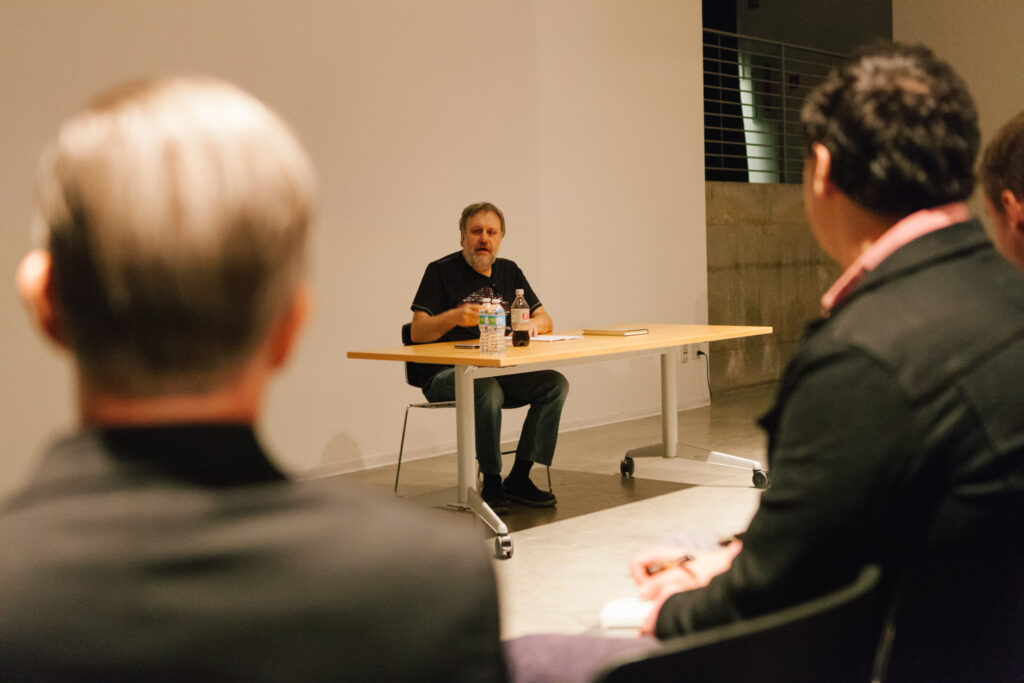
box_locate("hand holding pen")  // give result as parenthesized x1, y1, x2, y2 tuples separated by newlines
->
(629, 539, 743, 636)
(641, 535, 741, 575)
(629, 540, 743, 598)
(643, 553, 696, 576)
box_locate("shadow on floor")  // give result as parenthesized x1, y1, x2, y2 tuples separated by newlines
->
(407, 469, 693, 533)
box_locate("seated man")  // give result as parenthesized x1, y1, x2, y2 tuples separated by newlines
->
(981, 109, 1024, 272)
(1, 76, 507, 682)
(507, 43, 1024, 683)
(410, 202, 569, 513)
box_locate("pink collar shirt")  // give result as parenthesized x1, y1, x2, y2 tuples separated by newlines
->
(820, 202, 970, 315)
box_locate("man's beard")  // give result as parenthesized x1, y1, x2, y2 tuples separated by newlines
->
(467, 250, 494, 270)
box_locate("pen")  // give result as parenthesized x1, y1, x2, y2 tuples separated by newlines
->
(644, 553, 696, 576)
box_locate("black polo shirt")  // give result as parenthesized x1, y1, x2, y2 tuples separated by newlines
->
(407, 251, 543, 387)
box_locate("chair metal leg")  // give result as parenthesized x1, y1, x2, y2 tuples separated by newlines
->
(397, 406, 533, 495)
(395, 405, 412, 494)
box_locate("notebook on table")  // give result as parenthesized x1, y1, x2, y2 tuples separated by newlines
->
(582, 326, 649, 336)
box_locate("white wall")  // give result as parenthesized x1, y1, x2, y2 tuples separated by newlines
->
(0, 1, 708, 496)
(894, 0, 1024, 141)
(893, 0, 1024, 214)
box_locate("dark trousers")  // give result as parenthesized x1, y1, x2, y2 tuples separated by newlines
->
(423, 369, 569, 476)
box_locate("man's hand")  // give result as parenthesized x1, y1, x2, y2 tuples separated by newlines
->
(529, 306, 554, 336)
(454, 303, 481, 328)
(410, 306, 480, 343)
(628, 542, 742, 635)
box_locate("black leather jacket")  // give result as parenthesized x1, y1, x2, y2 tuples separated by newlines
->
(658, 219, 1024, 681)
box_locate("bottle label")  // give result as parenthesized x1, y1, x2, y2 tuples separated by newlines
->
(512, 309, 529, 329)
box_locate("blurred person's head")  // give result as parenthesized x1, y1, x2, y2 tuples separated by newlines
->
(17, 75, 317, 414)
(801, 43, 979, 221)
(981, 110, 1024, 271)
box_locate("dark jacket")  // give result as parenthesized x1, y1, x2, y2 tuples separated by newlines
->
(657, 219, 1024, 681)
(0, 425, 508, 682)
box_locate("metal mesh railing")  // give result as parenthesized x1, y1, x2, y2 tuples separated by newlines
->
(704, 29, 849, 184)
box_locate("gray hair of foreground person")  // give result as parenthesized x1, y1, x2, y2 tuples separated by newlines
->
(29, 76, 317, 396)
(800, 42, 979, 218)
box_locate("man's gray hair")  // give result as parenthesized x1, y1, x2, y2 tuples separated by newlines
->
(459, 202, 505, 236)
(33, 75, 317, 395)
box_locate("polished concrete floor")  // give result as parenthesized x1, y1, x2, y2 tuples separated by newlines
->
(333, 383, 775, 638)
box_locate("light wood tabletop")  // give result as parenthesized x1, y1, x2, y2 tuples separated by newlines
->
(347, 323, 773, 367)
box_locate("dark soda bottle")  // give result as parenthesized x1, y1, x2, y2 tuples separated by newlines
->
(511, 288, 530, 347)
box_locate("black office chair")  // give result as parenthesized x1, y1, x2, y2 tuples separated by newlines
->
(594, 564, 885, 683)
(396, 323, 529, 494)
(879, 551, 1024, 682)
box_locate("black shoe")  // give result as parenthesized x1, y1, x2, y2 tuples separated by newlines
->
(503, 476, 557, 507)
(481, 480, 510, 515)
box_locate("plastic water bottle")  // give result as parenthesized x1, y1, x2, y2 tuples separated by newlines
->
(483, 296, 495, 356)
(481, 296, 493, 356)
(478, 298, 490, 353)
(493, 298, 506, 356)
(511, 288, 530, 347)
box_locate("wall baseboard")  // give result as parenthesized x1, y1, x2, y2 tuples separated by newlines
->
(296, 398, 710, 480)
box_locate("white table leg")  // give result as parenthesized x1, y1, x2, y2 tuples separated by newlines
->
(661, 347, 679, 458)
(623, 346, 768, 488)
(623, 347, 680, 462)
(453, 365, 511, 544)
(454, 365, 476, 505)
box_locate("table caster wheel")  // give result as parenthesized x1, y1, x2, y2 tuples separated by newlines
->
(620, 456, 635, 477)
(752, 469, 769, 489)
(494, 535, 513, 560)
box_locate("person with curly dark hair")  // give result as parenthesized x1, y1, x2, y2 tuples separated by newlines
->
(505, 42, 1024, 683)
